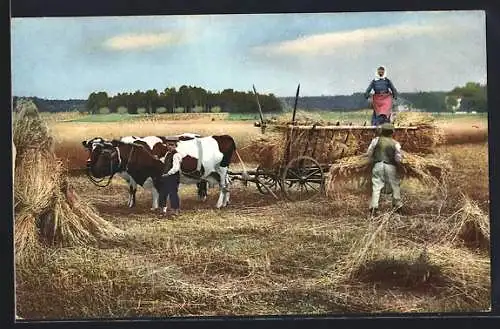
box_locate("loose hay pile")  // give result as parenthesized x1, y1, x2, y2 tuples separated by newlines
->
(13, 99, 123, 263)
(326, 152, 452, 196)
(440, 196, 490, 251)
(393, 111, 436, 127)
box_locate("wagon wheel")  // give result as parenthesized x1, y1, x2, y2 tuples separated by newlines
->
(282, 156, 324, 202)
(255, 165, 281, 195)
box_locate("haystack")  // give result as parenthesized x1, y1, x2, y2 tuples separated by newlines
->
(325, 151, 452, 196)
(13, 99, 123, 263)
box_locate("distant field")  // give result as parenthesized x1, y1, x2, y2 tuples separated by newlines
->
(46, 110, 488, 125)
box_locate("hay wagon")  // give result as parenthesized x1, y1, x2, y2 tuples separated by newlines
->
(228, 85, 441, 202)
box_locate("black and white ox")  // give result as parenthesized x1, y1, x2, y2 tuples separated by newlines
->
(84, 134, 237, 209)
(82, 134, 208, 209)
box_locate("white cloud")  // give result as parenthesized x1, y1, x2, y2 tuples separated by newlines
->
(247, 14, 486, 95)
(252, 23, 452, 57)
(102, 32, 186, 51)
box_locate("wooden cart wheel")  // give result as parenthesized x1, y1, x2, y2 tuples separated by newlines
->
(282, 156, 324, 201)
(255, 165, 281, 195)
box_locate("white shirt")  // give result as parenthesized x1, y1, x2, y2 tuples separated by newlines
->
(366, 137, 402, 164)
(166, 152, 184, 176)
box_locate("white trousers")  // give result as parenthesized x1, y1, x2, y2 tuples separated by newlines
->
(370, 162, 402, 209)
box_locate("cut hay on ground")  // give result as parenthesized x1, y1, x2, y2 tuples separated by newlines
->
(13, 99, 123, 263)
(440, 196, 490, 251)
(326, 152, 452, 196)
(333, 213, 489, 310)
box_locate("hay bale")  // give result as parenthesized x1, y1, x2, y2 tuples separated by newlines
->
(13, 99, 123, 263)
(326, 152, 452, 196)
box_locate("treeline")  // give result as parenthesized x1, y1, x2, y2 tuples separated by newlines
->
(14, 82, 486, 113)
(86, 86, 283, 114)
(12, 97, 87, 113)
(281, 82, 487, 113)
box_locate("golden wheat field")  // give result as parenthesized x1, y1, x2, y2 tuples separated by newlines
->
(15, 112, 491, 319)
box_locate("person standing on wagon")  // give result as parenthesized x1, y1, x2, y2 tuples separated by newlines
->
(364, 66, 398, 126)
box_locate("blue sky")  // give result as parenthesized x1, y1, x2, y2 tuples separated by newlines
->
(11, 11, 486, 99)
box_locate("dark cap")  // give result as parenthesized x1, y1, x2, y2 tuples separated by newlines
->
(380, 123, 395, 132)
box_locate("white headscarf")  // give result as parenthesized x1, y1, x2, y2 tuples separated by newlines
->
(374, 66, 387, 80)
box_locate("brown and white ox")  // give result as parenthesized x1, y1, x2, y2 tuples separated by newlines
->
(84, 134, 237, 209)
(82, 133, 208, 209)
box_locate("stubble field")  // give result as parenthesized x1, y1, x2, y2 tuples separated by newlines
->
(15, 112, 491, 319)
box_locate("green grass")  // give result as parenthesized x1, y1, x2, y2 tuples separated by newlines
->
(227, 113, 264, 121)
(69, 113, 148, 123)
(63, 110, 488, 124)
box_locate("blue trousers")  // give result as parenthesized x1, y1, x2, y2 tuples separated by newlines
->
(159, 174, 180, 209)
(371, 112, 390, 126)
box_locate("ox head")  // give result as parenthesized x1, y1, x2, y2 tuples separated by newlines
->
(82, 137, 122, 178)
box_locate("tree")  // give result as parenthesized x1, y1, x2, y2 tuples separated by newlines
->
(144, 89, 159, 114)
(86, 91, 108, 114)
(448, 82, 487, 112)
(446, 96, 459, 112)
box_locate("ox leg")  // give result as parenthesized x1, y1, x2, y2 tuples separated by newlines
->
(122, 175, 138, 208)
(223, 171, 231, 206)
(151, 185, 160, 210)
(197, 181, 208, 202)
(216, 166, 229, 209)
(128, 184, 137, 208)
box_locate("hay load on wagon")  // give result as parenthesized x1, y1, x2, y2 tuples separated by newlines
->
(13, 99, 123, 263)
(249, 110, 444, 170)
(253, 123, 444, 169)
(235, 85, 447, 202)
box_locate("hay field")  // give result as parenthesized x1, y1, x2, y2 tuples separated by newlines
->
(15, 112, 491, 319)
(49, 112, 488, 171)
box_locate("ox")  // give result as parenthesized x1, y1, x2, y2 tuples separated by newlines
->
(85, 134, 237, 209)
(82, 134, 208, 209)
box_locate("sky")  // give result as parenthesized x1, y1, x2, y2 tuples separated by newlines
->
(11, 11, 487, 99)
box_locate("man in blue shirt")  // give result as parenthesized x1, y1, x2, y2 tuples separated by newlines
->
(365, 66, 398, 126)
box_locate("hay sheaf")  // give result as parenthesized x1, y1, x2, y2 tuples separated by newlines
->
(326, 152, 452, 196)
(13, 99, 123, 263)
